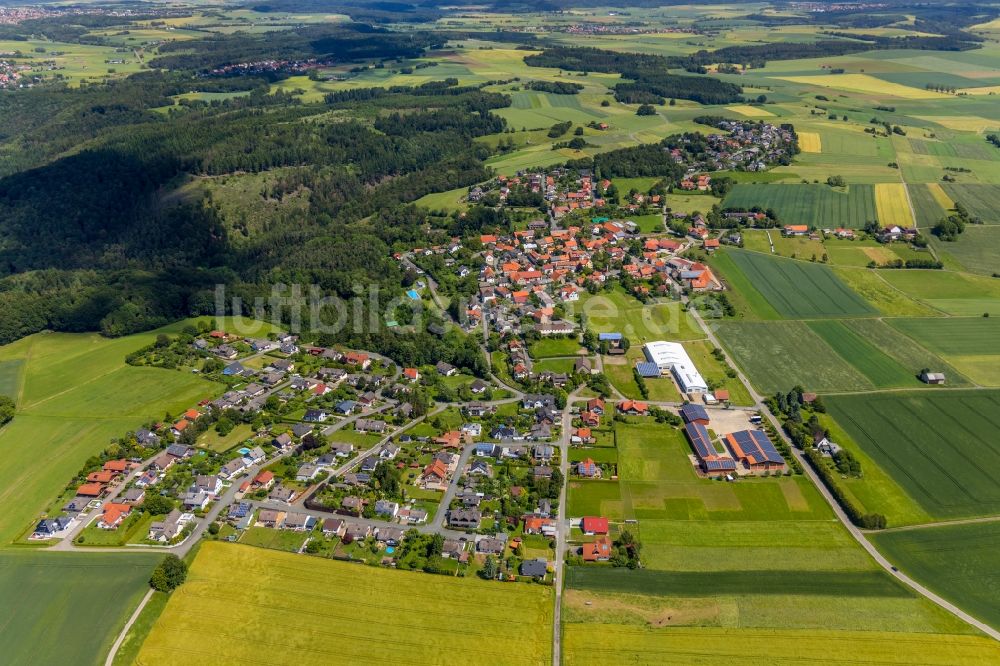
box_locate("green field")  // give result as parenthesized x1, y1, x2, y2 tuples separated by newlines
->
(827, 391, 1000, 519)
(940, 184, 1000, 223)
(0, 327, 218, 544)
(529, 336, 583, 358)
(725, 250, 877, 318)
(723, 184, 878, 228)
(715, 321, 872, 393)
(877, 269, 1000, 315)
(807, 320, 918, 388)
(137, 542, 553, 664)
(0, 551, 160, 666)
(841, 318, 971, 387)
(574, 288, 704, 343)
(873, 522, 1000, 631)
(930, 226, 1000, 276)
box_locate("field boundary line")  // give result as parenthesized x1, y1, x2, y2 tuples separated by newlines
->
(869, 514, 1000, 534)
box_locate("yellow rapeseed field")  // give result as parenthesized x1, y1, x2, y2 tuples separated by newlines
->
(875, 183, 915, 228)
(798, 131, 822, 153)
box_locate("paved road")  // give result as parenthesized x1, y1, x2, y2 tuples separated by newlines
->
(428, 442, 477, 534)
(551, 388, 580, 666)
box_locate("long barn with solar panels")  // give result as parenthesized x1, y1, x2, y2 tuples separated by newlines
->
(724, 429, 786, 472)
(684, 422, 737, 475)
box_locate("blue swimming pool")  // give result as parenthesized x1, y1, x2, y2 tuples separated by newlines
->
(406, 289, 420, 300)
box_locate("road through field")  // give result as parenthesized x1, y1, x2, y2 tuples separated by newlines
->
(689, 306, 1000, 641)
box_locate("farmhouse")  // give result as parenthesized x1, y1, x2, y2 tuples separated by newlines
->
(643, 341, 709, 394)
(724, 429, 786, 472)
(582, 535, 612, 562)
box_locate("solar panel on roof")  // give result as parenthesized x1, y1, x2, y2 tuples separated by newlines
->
(635, 362, 661, 378)
(684, 422, 715, 460)
(680, 404, 709, 423)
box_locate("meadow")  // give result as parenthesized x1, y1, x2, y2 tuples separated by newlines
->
(841, 318, 971, 387)
(872, 522, 1000, 631)
(723, 184, 878, 228)
(572, 288, 704, 343)
(136, 542, 553, 665)
(878, 269, 1000, 315)
(0, 550, 161, 666)
(715, 320, 873, 393)
(0, 327, 218, 544)
(723, 250, 876, 318)
(826, 390, 1000, 519)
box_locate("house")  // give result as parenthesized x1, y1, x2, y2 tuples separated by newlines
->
(448, 508, 482, 529)
(469, 460, 492, 477)
(334, 400, 358, 415)
(282, 512, 316, 531)
(490, 425, 519, 440)
(403, 367, 420, 382)
(253, 470, 276, 489)
(582, 535, 613, 562)
(291, 423, 313, 438)
(581, 516, 609, 535)
(223, 361, 250, 376)
(436, 361, 457, 376)
(33, 516, 72, 537)
(574, 357, 593, 375)
(374, 499, 399, 519)
(522, 394, 556, 410)
(587, 398, 605, 415)
(920, 371, 946, 385)
(533, 445, 555, 462)
(148, 509, 185, 543)
(399, 507, 429, 524)
(376, 526, 405, 546)
(782, 224, 809, 237)
(322, 518, 346, 537)
(355, 418, 387, 434)
(523, 516, 556, 537)
(464, 402, 494, 417)
(617, 399, 648, 415)
(577, 458, 601, 478)
(87, 471, 115, 484)
(520, 559, 548, 578)
(572, 428, 594, 444)
(342, 523, 371, 543)
(135, 429, 160, 446)
(303, 409, 329, 423)
(341, 496, 365, 514)
(533, 466, 553, 479)
(103, 459, 132, 474)
(98, 503, 132, 529)
(420, 460, 449, 487)
(182, 491, 210, 511)
(442, 539, 467, 560)
(191, 475, 222, 496)
(269, 485, 296, 503)
(475, 535, 507, 555)
(63, 497, 92, 514)
(296, 463, 322, 482)
(76, 483, 105, 498)
(344, 351, 371, 369)
(378, 444, 400, 460)
(257, 509, 286, 528)
(218, 458, 247, 480)
(121, 487, 146, 504)
(243, 446, 266, 465)
(135, 470, 159, 488)
(679, 403, 710, 426)
(469, 378, 489, 394)
(165, 444, 192, 459)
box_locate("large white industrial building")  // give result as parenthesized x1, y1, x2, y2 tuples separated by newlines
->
(643, 341, 709, 394)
